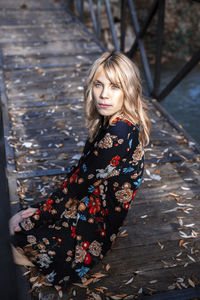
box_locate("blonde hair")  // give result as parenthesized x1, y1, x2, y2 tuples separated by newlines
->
(84, 52, 151, 146)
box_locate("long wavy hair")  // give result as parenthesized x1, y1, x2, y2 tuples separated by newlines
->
(84, 52, 151, 146)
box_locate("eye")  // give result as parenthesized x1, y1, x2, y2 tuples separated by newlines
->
(94, 81, 102, 87)
(111, 84, 120, 89)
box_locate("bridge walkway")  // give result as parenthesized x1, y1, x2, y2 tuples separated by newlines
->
(0, 0, 200, 299)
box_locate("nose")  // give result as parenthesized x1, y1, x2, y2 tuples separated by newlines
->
(100, 86, 109, 99)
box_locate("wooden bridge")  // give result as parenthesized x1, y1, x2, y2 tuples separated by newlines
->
(0, 0, 200, 299)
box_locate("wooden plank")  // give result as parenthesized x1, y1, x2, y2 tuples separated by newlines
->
(0, 23, 90, 44)
(0, 10, 72, 26)
(0, 0, 62, 10)
(2, 39, 101, 56)
(140, 287, 200, 299)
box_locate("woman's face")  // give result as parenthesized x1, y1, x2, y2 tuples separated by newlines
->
(92, 67, 124, 117)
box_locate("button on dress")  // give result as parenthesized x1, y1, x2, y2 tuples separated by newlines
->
(12, 117, 144, 291)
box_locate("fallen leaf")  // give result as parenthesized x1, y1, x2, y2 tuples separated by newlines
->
(125, 277, 134, 285)
(82, 278, 94, 286)
(187, 255, 196, 262)
(188, 278, 195, 287)
(157, 241, 164, 249)
(20, 4, 27, 9)
(92, 273, 106, 279)
(110, 295, 127, 300)
(149, 280, 158, 284)
(95, 287, 108, 293)
(90, 292, 102, 300)
(105, 264, 111, 271)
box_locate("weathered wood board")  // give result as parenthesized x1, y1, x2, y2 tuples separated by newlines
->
(0, 0, 200, 299)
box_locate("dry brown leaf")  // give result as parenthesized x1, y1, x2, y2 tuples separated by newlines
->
(92, 272, 106, 278)
(106, 292, 116, 296)
(82, 278, 94, 286)
(157, 241, 164, 249)
(105, 264, 111, 271)
(188, 278, 195, 287)
(20, 4, 27, 9)
(149, 280, 158, 284)
(29, 276, 38, 283)
(161, 260, 169, 267)
(179, 239, 184, 247)
(119, 233, 128, 237)
(58, 290, 63, 298)
(56, 121, 65, 127)
(23, 270, 31, 276)
(187, 254, 196, 262)
(73, 283, 87, 288)
(95, 286, 108, 293)
(90, 292, 102, 300)
(110, 295, 127, 300)
(125, 277, 134, 285)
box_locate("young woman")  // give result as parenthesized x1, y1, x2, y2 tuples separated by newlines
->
(10, 52, 150, 294)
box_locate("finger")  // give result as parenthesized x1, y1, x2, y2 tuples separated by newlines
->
(14, 225, 21, 232)
(21, 208, 37, 218)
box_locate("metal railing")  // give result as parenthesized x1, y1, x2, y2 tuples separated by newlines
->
(67, 0, 200, 102)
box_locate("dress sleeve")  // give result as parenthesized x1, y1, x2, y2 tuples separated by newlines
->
(19, 120, 139, 231)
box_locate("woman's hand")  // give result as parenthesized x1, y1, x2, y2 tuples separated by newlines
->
(9, 207, 37, 235)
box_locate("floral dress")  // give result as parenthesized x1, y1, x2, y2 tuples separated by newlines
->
(12, 117, 144, 291)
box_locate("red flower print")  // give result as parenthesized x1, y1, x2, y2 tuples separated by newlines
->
(111, 117, 120, 124)
(35, 209, 41, 214)
(101, 208, 108, 216)
(84, 253, 92, 265)
(42, 205, 49, 212)
(110, 155, 120, 166)
(46, 198, 54, 205)
(88, 196, 101, 215)
(124, 202, 130, 210)
(99, 229, 106, 237)
(96, 216, 103, 222)
(71, 226, 76, 239)
(69, 169, 80, 184)
(132, 190, 137, 199)
(93, 187, 100, 196)
(61, 180, 68, 188)
(82, 241, 89, 249)
(57, 237, 62, 244)
(123, 119, 132, 126)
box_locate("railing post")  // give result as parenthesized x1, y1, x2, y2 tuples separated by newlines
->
(127, 0, 159, 57)
(128, 0, 153, 94)
(153, 0, 165, 97)
(120, 0, 127, 52)
(157, 50, 200, 101)
(104, 0, 120, 51)
(88, 0, 98, 36)
(0, 69, 19, 300)
(96, 0, 101, 39)
(79, 0, 84, 21)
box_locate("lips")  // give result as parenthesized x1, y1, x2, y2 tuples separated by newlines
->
(98, 103, 111, 109)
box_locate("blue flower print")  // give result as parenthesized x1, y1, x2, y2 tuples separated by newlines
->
(82, 163, 87, 172)
(134, 177, 142, 188)
(79, 214, 86, 221)
(123, 167, 134, 173)
(88, 185, 95, 193)
(75, 266, 90, 277)
(82, 196, 89, 206)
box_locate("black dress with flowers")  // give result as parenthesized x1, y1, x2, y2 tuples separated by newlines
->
(12, 117, 144, 290)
